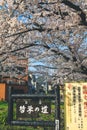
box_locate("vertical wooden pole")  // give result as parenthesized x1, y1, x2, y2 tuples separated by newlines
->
(55, 85, 60, 130)
(8, 86, 13, 125)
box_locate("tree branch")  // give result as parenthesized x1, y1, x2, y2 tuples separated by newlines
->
(61, 0, 87, 26)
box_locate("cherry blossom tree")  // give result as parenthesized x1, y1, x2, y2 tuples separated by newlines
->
(0, 0, 87, 84)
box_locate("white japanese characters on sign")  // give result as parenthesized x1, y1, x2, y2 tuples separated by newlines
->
(41, 105, 48, 114)
(19, 105, 26, 113)
(19, 105, 49, 114)
(16, 99, 51, 118)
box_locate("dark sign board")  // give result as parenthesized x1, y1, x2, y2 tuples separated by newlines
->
(16, 98, 51, 118)
(8, 86, 60, 129)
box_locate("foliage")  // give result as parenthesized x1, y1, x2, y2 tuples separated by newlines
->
(0, 101, 8, 125)
(0, 0, 87, 84)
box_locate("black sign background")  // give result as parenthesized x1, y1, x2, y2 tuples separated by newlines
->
(16, 98, 51, 119)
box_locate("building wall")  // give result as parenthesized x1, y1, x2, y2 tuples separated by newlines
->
(0, 83, 6, 101)
(0, 57, 28, 101)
